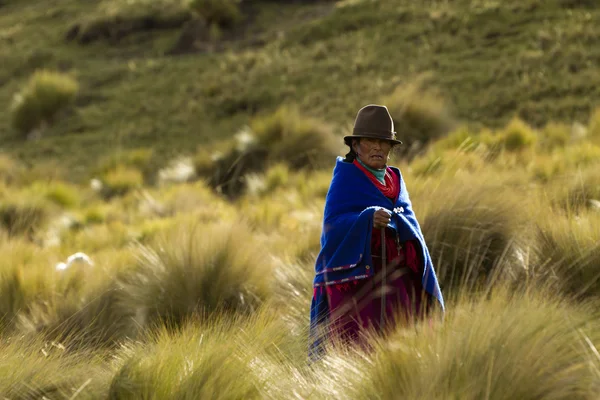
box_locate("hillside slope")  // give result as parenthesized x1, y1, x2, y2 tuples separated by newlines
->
(1, 0, 599, 178)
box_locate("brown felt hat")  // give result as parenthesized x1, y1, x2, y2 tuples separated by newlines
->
(344, 104, 402, 146)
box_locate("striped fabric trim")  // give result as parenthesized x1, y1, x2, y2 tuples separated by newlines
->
(313, 273, 372, 287)
(315, 254, 363, 275)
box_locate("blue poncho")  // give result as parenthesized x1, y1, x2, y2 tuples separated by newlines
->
(309, 157, 444, 358)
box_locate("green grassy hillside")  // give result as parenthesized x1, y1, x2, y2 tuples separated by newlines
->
(2, 0, 600, 178)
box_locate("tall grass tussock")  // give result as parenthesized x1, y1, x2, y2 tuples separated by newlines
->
(121, 222, 271, 328)
(109, 317, 265, 399)
(416, 166, 541, 296)
(556, 169, 600, 213)
(0, 336, 111, 399)
(196, 106, 339, 197)
(10, 70, 79, 138)
(0, 195, 51, 238)
(384, 81, 456, 158)
(534, 211, 600, 300)
(495, 117, 538, 152)
(347, 288, 600, 400)
(20, 277, 142, 351)
(100, 166, 144, 199)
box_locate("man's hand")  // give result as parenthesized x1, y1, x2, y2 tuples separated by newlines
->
(373, 209, 391, 229)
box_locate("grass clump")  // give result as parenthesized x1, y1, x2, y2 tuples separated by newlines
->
(0, 266, 26, 334)
(10, 70, 79, 138)
(96, 148, 156, 184)
(198, 106, 339, 198)
(108, 309, 311, 399)
(531, 144, 600, 183)
(44, 182, 81, 208)
(556, 169, 600, 213)
(270, 258, 313, 335)
(540, 122, 571, 149)
(383, 81, 455, 158)
(109, 319, 261, 399)
(24, 180, 82, 209)
(0, 240, 66, 334)
(0, 195, 51, 238)
(563, 143, 600, 169)
(156, 181, 232, 218)
(347, 288, 600, 399)
(21, 279, 142, 351)
(410, 149, 486, 178)
(250, 106, 339, 169)
(121, 222, 271, 328)
(530, 155, 567, 183)
(263, 163, 290, 193)
(97, 148, 154, 170)
(420, 183, 532, 295)
(534, 212, 600, 300)
(429, 126, 485, 153)
(83, 206, 108, 225)
(100, 166, 143, 199)
(15, 251, 142, 350)
(60, 221, 133, 252)
(0, 336, 110, 399)
(495, 117, 538, 152)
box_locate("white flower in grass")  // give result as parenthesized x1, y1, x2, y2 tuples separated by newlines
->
(90, 178, 103, 192)
(158, 157, 196, 184)
(235, 126, 256, 152)
(67, 252, 94, 267)
(55, 262, 68, 271)
(55, 252, 94, 271)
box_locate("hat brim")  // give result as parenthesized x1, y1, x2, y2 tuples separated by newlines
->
(343, 135, 403, 146)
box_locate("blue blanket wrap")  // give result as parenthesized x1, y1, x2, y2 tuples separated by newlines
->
(309, 157, 445, 358)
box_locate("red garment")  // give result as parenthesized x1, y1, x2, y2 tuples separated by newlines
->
(352, 159, 400, 201)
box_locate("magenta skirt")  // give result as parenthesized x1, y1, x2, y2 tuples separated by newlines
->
(321, 231, 426, 347)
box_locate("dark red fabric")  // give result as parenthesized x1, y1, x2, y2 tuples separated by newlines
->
(352, 159, 400, 201)
(371, 227, 420, 274)
(325, 236, 425, 347)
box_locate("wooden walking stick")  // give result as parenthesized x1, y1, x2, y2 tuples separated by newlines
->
(380, 228, 386, 330)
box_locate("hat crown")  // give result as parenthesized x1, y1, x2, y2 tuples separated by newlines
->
(353, 105, 395, 137)
(343, 104, 402, 146)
